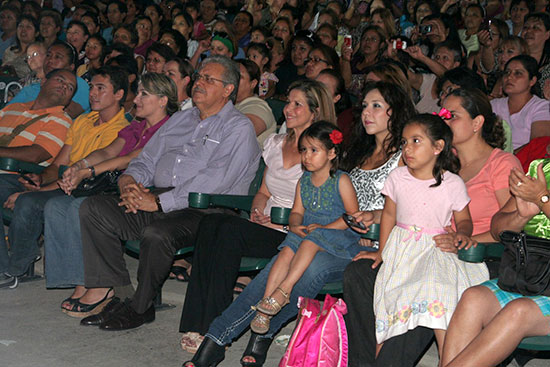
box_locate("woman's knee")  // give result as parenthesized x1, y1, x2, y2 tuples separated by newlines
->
(501, 298, 541, 326)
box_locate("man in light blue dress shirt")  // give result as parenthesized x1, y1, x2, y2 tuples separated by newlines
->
(78, 56, 261, 330)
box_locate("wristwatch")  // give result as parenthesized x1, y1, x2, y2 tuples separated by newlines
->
(541, 192, 550, 205)
(155, 195, 163, 212)
(282, 225, 289, 233)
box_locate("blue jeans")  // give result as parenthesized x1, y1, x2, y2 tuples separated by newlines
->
(5, 189, 64, 276)
(206, 250, 351, 345)
(44, 195, 87, 288)
(0, 174, 27, 274)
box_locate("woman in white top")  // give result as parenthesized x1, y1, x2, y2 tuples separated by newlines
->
(235, 59, 277, 148)
(163, 57, 194, 111)
(178, 79, 335, 358)
(491, 55, 550, 152)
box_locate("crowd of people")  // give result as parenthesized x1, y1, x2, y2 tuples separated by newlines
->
(1, 0, 550, 366)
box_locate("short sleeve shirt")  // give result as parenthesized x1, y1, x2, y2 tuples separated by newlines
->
(0, 101, 72, 163)
(65, 108, 129, 164)
(382, 167, 470, 228)
(491, 96, 550, 149)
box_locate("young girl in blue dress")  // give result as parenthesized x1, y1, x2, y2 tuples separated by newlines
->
(250, 122, 363, 334)
(374, 114, 489, 359)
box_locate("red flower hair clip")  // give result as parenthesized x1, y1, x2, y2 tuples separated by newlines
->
(432, 107, 452, 120)
(329, 130, 343, 145)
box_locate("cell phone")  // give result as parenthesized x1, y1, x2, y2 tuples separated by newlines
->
(20, 174, 38, 186)
(342, 213, 367, 230)
(344, 35, 352, 48)
(487, 20, 493, 39)
(419, 24, 432, 35)
(393, 40, 407, 50)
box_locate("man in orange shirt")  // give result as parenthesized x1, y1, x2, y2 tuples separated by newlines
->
(0, 68, 75, 165)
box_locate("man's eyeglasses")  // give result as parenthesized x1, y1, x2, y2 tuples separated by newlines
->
(305, 56, 329, 65)
(192, 72, 227, 85)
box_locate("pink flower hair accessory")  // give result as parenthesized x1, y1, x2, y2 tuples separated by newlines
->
(432, 107, 452, 120)
(329, 130, 343, 145)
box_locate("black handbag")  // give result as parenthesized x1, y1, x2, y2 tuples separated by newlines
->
(497, 230, 550, 296)
(71, 170, 122, 198)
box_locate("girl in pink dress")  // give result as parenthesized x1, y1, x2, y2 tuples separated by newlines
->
(373, 114, 489, 360)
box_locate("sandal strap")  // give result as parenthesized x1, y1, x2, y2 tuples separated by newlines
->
(275, 287, 289, 300)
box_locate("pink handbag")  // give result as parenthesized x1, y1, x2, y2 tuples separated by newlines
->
(279, 294, 348, 367)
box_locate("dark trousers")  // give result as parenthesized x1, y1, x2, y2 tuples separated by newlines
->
(343, 259, 434, 367)
(179, 214, 285, 334)
(79, 195, 230, 314)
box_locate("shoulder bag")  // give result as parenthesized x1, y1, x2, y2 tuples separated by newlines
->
(497, 230, 550, 296)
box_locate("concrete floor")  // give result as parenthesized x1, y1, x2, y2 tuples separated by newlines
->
(1, 255, 549, 367)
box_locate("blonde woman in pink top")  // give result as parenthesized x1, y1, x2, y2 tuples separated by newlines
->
(441, 88, 521, 243)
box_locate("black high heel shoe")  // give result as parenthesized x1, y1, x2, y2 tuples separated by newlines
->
(182, 337, 225, 367)
(240, 332, 273, 367)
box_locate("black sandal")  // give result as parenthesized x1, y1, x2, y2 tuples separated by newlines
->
(182, 337, 225, 367)
(65, 287, 114, 318)
(170, 266, 190, 282)
(60, 296, 81, 313)
(240, 332, 273, 367)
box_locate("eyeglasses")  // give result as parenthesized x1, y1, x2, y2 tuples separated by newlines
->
(26, 51, 40, 60)
(305, 56, 329, 64)
(192, 72, 227, 85)
(212, 31, 230, 39)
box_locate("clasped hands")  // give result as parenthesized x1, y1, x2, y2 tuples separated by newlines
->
(509, 164, 548, 218)
(57, 165, 88, 195)
(118, 178, 158, 214)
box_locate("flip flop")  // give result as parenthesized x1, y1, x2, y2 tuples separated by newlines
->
(170, 266, 190, 282)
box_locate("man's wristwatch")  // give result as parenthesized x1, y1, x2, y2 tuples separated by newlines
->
(282, 225, 289, 233)
(155, 195, 163, 212)
(541, 192, 550, 205)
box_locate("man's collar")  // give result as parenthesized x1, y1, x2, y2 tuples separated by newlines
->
(196, 100, 234, 121)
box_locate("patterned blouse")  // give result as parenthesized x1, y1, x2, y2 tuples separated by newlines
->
(349, 151, 401, 212)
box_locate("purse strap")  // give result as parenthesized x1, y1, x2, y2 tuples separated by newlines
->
(0, 113, 49, 147)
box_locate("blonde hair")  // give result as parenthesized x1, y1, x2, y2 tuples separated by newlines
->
(139, 72, 179, 115)
(286, 79, 337, 140)
(371, 8, 397, 38)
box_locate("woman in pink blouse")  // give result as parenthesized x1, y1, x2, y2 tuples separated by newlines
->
(43, 73, 179, 316)
(440, 88, 521, 244)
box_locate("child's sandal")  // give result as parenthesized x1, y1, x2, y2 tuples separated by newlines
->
(250, 312, 272, 334)
(255, 287, 289, 316)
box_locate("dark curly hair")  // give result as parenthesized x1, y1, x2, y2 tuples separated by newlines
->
(340, 81, 416, 172)
(298, 121, 343, 176)
(447, 88, 505, 149)
(404, 114, 460, 187)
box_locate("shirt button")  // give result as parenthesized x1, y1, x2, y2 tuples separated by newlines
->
(177, 159, 181, 163)
(184, 149, 188, 153)
(173, 175, 177, 179)
(192, 139, 196, 143)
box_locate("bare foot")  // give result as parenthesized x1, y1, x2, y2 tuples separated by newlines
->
(61, 285, 87, 310)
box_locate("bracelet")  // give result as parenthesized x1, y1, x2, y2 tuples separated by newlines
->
(155, 195, 163, 212)
(282, 225, 289, 233)
(82, 158, 90, 168)
(89, 166, 96, 178)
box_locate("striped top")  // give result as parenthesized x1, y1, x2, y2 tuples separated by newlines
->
(0, 102, 72, 165)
